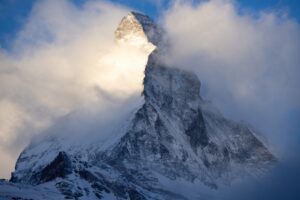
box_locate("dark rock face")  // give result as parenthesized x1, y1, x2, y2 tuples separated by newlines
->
(39, 151, 72, 183)
(185, 109, 208, 150)
(11, 151, 72, 185)
(22, 151, 73, 185)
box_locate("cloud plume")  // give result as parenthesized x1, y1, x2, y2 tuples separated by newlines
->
(163, 0, 300, 156)
(161, 1, 300, 198)
(0, 0, 151, 178)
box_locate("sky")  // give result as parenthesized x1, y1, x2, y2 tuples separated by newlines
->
(1, 0, 300, 50)
(0, 0, 299, 199)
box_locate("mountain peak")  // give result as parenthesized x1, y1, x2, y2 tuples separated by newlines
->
(6, 12, 276, 200)
(114, 11, 163, 52)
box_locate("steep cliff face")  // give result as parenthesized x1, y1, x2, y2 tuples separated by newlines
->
(6, 12, 276, 200)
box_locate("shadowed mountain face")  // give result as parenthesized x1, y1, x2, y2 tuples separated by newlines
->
(5, 12, 275, 200)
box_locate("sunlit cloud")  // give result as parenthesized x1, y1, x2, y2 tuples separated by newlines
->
(0, 0, 152, 178)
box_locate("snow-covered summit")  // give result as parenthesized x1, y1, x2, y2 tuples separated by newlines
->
(115, 11, 163, 53)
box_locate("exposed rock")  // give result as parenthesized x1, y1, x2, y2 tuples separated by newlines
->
(39, 151, 72, 183)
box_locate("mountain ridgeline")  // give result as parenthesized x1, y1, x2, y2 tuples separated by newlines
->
(3, 12, 276, 200)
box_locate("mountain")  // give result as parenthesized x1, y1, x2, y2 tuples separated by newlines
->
(1, 12, 276, 200)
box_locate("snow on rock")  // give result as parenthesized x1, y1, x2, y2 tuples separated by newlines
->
(0, 180, 63, 200)
(115, 11, 163, 53)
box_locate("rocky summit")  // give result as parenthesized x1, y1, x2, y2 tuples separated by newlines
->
(1, 12, 275, 200)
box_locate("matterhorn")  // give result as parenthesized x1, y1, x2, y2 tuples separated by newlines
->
(0, 12, 275, 200)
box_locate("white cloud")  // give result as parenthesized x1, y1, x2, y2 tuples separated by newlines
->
(0, 0, 151, 178)
(163, 0, 300, 156)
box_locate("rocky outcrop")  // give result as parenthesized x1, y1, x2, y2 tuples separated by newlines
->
(115, 11, 163, 49)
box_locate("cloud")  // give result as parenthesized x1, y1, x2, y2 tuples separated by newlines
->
(162, 0, 300, 156)
(0, 0, 151, 178)
(161, 1, 300, 198)
(213, 153, 300, 200)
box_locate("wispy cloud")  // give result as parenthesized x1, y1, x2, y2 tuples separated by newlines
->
(163, 0, 300, 156)
(0, 0, 150, 178)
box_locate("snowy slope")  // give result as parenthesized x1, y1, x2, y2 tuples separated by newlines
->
(4, 12, 276, 200)
(0, 180, 63, 200)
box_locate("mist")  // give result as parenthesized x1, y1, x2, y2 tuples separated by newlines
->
(163, 0, 300, 157)
(162, 1, 300, 199)
(0, 0, 150, 178)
